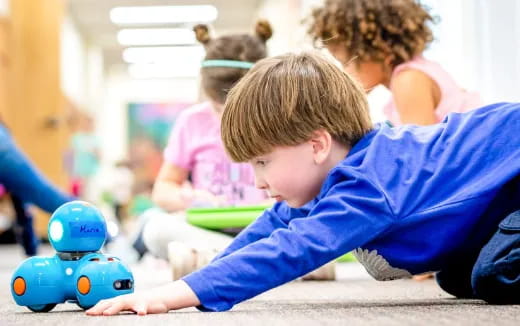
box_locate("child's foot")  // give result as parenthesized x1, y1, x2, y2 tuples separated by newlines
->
(167, 241, 198, 281)
(301, 261, 336, 281)
(413, 273, 434, 281)
(167, 241, 219, 280)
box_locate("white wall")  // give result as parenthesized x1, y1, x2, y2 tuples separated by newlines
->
(98, 66, 199, 165)
(61, 15, 88, 110)
(472, 0, 520, 103)
(85, 45, 105, 114)
(0, 0, 8, 16)
(256, 0, 325, 55)
(424, 0, 520, 103)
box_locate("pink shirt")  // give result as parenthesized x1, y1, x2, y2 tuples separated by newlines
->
(384, 57, 482, 126)
(163, 102, 266, 206)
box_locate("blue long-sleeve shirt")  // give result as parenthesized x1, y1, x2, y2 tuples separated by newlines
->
(183, 102, 520, 311)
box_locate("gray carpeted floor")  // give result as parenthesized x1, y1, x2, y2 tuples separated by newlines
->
(1, 244, 519, 325)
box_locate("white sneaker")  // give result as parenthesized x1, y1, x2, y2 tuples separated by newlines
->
(301, 261, 336, 281)
(167, 241, 219, 280)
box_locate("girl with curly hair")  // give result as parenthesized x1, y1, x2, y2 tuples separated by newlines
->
(307, 0, 481, 126)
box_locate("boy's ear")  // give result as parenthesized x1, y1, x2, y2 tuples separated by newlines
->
(310, 129, 332, 164)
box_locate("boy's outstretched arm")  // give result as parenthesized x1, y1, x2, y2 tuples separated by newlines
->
(182, 176, 395, 312)
(86, 202, 304, 316)
(213, 202, 310, 261)
(86, 280, 199, 316)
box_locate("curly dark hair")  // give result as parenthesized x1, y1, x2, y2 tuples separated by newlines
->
(307, 0, 435, 67)
(193, 20, 273, 104)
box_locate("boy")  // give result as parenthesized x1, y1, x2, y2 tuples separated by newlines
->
(87, 52, 519, 316)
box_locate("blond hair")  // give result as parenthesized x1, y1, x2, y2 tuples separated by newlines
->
(221, 51, 372, 162)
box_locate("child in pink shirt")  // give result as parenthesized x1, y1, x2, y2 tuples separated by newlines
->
(382, 57, 482, 126)
(139, 21, 274, 278)
(308, 0, 482, 126)
(162, 101, 264, 208)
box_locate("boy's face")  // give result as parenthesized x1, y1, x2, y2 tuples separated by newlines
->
(250, 142, 327, 208)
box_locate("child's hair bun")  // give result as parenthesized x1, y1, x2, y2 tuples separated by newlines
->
(255, 19, 273, 42)
(193, 24, 211, 44)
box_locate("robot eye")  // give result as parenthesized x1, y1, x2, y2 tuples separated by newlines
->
(89, 258, 100, 262)
(77, 276, 91, 295)
(13, 277, 26, 296)
(49, 221, 64, 242)
(107, 257, 120, 262)
(113, 279, 133, 290)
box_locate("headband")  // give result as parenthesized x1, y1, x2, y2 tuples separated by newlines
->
(201, 59, 254, 69)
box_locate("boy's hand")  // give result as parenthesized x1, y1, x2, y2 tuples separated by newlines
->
(86, 281, 200, 316)
(86, 292, 168, 316)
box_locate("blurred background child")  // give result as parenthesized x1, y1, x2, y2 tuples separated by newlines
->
(68, 114, 100, 199)
(307, 0, 482, 126)
(0, 117, 73, 256)
(136, 20, 273, 279)
(108, 159, 135, 223)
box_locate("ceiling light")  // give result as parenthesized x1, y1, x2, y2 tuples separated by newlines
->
(117, 28, 196, 46)
(110, 5, 218, 25)
(122, 46, 205, 64)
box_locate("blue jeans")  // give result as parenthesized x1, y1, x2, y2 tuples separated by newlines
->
(0, 124, 73, 255)
(436, 210, 520, 304)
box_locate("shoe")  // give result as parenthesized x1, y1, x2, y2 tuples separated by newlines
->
(301, 261, 336, 281)
(412, 272, 434, 281)
(167, 241, 219, 280)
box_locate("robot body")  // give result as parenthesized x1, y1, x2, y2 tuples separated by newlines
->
(11, 201, 134, 312)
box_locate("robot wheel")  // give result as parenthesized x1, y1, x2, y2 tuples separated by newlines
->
(27, 303, 57, 313)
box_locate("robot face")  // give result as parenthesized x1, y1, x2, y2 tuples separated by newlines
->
(48, 201, 107, 252)
(75, 255, 134, 309)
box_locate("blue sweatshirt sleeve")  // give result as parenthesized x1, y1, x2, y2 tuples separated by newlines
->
(212, 201, 313, 261)
(182, 175, 395, 311)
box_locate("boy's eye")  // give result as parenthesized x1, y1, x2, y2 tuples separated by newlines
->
(256, 160, 266, 166)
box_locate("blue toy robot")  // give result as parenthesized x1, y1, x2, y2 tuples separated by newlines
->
(11, 201, 134, 312)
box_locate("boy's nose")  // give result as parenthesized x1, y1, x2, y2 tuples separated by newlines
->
(254, 175, 267, 190)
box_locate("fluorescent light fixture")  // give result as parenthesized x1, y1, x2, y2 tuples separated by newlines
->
(117, 28, 196, 46)
(122, 46, 205, 64)
(128, 63, 200, 79)
(110, 5, 218, 25)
